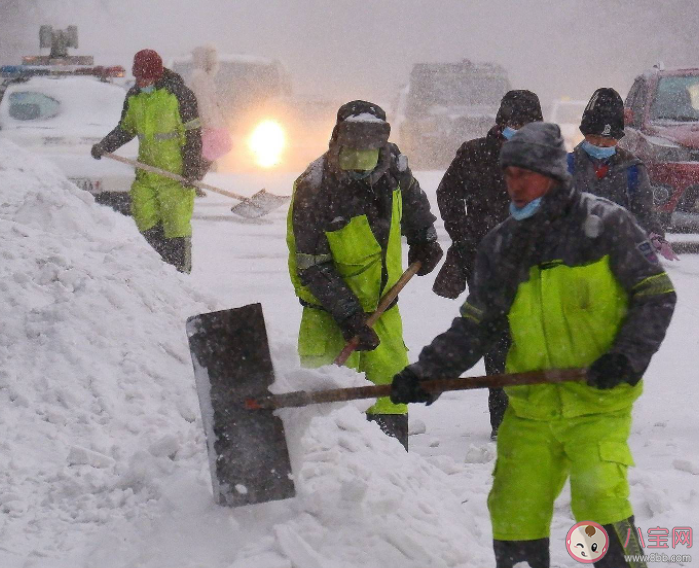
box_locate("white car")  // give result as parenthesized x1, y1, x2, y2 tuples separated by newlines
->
(0, 73, 137, 213)
(549, 99, 587, 151)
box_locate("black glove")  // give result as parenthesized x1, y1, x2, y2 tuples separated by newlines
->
(91, 143, 105, 160)
(338, 312, 380, 352)
(408, 240, 443, 276)
(390, 367, 439, 405)
(432, 243, 472, 299)
(587, 353, 641, 390)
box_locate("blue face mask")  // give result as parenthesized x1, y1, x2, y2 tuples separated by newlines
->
(502, 126, 517, 140)
(582, 140, 616, 160)
(140, 85, 155, 94)
(510, 197, 543, 221)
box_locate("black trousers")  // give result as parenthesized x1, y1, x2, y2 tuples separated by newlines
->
(142, 224, 192, 273)
(484, 335, 509, 433)
(367, 413, 408, 451)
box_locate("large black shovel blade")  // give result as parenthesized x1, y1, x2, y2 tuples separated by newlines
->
(186, 304, 295, 507)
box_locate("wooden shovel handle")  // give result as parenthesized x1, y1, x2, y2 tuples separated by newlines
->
(334, 262, 422, 366)
(103, 152, 251, 202)
(246, 368, 587, 410)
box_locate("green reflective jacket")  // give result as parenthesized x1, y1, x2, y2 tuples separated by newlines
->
(288, 187, 403, 311)
(99, 69, 202, 184)
(412, 185, 676, 420)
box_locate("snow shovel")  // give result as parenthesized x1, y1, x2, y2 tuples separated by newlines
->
(186, 303, 587, 508)
(102, 153, 289, 219)
(334, 261, 422, 366)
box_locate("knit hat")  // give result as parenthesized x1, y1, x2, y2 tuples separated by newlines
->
(132, 49, 164, 81)
(496, 90, 544, 127)
(500, 122, 570, 182)
(331, 100, 390, 149)
(580, 88, 625, 139)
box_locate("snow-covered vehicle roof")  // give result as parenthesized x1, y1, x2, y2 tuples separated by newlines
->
(0, 75, 135, 197)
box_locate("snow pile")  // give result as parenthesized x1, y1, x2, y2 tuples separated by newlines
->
(0, 140, 490, 568)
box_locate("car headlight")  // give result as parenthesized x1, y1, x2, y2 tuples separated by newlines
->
(248, 120, 286, 168)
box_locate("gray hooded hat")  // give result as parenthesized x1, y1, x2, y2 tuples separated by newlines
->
(499, 122, 570, 183)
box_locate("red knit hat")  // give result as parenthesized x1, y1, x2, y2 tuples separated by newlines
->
(132, 49, 163, 81)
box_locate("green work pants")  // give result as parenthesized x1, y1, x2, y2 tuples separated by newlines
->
(131, 177, 195, 238)
(488, 407, 635, 541)
(297, 304, 408, 415)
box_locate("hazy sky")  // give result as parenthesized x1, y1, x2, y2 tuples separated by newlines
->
(4, 0, 699, 113)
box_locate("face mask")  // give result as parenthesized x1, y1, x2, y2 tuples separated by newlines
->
(510, 197, 543, 221)
(338, 148, 380, 171)
(582, 140, 616, 160)
(140, 85, 155, 94)
(502, 126, 518, 140)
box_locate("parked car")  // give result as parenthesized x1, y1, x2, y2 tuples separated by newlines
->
(394, 59, 510, 169)
(620, 65, 699, 231)
(0, 28, 136, 215)
(549, 98, 586, 151)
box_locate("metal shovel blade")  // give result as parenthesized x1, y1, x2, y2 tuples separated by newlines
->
(186, 304, 295, 507)
(230, 189, 290, 219)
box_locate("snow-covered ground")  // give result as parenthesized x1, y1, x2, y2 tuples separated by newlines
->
(1, 141, 697, 568)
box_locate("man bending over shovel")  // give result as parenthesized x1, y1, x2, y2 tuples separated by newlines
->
(287, 100, 443, 450)
(390, 123, 676, 568)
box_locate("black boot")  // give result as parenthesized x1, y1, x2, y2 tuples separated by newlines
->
(367, 414, 408, 451)
(142, 226, 192, 273)
(493, 539, 550, 568)
(142, 224, 167, 257)
(594, 517, 647, 568)
(160, 236, 192, 273)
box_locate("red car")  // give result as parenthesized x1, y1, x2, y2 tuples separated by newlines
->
(621, 66, 699, 231)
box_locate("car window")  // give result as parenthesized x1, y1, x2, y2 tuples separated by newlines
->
(8, 91, 60, 121)
(651, 76, 699, 122)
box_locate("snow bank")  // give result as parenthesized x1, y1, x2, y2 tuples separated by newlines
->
(0, 140, 490, 568)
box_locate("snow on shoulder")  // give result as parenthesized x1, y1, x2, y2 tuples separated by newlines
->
(0, 140, 486, 567)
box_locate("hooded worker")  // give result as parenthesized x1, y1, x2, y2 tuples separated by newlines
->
(287, 100, 442, 450)
(190, 45, 232, 166)
(391, 122, 676, 568)
(92, 49, 204, 273)
(568, 87, 677, 260)
(432, 89, 544, 438)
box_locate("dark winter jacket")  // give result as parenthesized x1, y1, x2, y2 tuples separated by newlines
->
(288, 143, 437, 323)
(569, 144, 664, 237)
(436, 126, 511, 282)
(410, 181, 676, 419)
(99, 68, 204, 181)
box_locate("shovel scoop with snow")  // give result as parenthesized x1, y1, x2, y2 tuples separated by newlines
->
(186, 303, 586, 507)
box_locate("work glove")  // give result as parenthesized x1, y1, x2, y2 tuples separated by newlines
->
(649, 233, 679, 261)
(586, 353, 641, 390)
(91, 143, 105, 160)
(390, 366, 439, 405)
(408, 240, 443, 276)
(432, 243, 472, 299)
(338, 312, 380, 352)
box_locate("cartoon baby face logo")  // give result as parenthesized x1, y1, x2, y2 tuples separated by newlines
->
(566, 521, 609, 563)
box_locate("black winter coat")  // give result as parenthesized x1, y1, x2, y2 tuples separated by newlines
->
(569, 144, 664, 237)
(435, 126, 511, 295)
